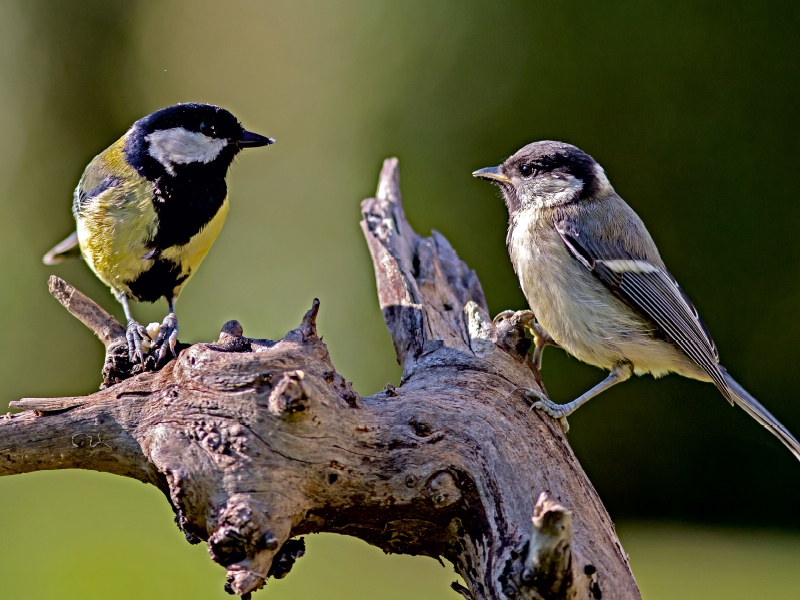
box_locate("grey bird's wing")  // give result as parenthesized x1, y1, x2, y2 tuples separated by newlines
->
(555, 219, 800, 460)
(554, 218, 731, 401)
(43, 231, 82, 265)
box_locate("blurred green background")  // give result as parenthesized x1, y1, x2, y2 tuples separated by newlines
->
(1, 0, 799, 597)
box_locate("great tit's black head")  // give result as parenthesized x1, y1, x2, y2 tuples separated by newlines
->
(125, 103, 274, 180)
(473, 141, 612, 213)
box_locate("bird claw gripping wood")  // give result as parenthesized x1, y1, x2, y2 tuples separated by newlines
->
(125, 319, 149, 365)
(152, 311, 179, 361)
(493, 310, 557, 371)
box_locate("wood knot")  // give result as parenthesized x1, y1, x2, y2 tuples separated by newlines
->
(220, 320, 244, 338)
(211, 320, 252, 353)
(410, 417, 431, 437)
(209, 526, 249, 566)
(427, 471, 461, 508)
(268, 371, 309, 417)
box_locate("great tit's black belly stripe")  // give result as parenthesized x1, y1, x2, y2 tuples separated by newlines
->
(127, 258, 188, 303)
(149, 168, 228, 250)
(126, 131, 235, 252)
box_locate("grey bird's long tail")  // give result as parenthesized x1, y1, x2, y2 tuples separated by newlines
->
(722, 369, 800, 462)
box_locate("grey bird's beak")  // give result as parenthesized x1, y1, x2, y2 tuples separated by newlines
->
(472, 165, 511, 184)
(238, 130, 275, 148)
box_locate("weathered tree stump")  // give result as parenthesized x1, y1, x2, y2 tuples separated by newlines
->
(0, 159, 640, 599)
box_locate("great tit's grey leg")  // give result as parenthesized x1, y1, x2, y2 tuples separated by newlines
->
(152, 296, 179, 360)
(493, 310, 557, 370)
(519, 362, 634, 430)
(117, 292, 148, 364)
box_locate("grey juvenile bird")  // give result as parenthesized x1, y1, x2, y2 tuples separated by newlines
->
(474, 141, 800, 461)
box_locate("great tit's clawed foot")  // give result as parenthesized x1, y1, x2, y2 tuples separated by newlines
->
(152, 312, 179, 361)
(513, 387, 570, 433)
(125, 319, 149, 365)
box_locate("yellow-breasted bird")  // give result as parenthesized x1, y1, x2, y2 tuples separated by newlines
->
(44, 103, 273, 364)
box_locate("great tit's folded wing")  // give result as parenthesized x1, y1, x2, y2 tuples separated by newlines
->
(73, 172, 122, 215)
(554, 219, 730, 401)
(43, 231, 82, 265)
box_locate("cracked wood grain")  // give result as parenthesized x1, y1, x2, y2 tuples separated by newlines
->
(1, 158, 640, 600)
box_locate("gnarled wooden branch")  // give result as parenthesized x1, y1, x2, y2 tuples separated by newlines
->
(1, 159, 640, 600)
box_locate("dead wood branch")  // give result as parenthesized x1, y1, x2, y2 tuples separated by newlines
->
(1, 158, 640, 600)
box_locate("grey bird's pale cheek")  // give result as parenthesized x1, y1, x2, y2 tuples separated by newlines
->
(514, 184, 537, 209)
(516, 174, 584, 209)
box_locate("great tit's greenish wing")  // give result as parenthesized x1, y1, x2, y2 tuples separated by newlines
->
(44, 154, 124, 266)
(43, 231, 82, 265)
(554, 219, 730, 400)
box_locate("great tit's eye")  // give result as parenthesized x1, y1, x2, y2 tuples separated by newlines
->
(520, 164, 534, 178)
(200, 121, 216, 137)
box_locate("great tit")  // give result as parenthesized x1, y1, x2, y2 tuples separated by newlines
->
(44, 103, 273, 364)
(474, 141, 800, 462)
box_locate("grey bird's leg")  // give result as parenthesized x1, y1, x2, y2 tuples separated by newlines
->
(529, 321, 556, 371)
(519, 362, 634, 431)
(152, 296, 179, 361)
(493, 310, 557, 370)
(117, 292, 148, 364)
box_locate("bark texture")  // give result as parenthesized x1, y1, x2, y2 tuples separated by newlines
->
(1, 158, 640, 600)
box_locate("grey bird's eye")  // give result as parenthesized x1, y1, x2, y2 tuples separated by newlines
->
(520, 164, 534, 178)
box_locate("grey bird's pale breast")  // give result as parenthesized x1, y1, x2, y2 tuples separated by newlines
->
(507, 194, 710, 381)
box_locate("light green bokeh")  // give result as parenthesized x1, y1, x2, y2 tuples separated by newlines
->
(0, 471, 462, 599)
(619, 523, 800, 600)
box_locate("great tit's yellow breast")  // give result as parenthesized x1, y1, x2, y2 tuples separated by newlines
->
(74, 131, 232, 302)
(159, 196, 229, 297)
(75, 137, 158, 295)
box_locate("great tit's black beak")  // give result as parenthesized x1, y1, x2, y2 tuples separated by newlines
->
(472, 166, 511, 184)
(238, 130, 275, 148)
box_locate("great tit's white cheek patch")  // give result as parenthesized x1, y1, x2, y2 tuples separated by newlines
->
(145, 127, 228, 175)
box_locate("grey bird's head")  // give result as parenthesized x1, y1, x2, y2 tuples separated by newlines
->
(473, 141, 612, 214)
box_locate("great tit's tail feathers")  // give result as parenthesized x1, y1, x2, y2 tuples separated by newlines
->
(721, 369, 800, 462)
(43, 231, 82, 265)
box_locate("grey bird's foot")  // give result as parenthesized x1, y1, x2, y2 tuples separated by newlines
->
(125, 319, 149, 365)
(493, 309, 535, 327)
(152, 312, 179, 361)
(514, 387, 570, 433)
(514, 363, 634, 434)
(494, 310, 557, 370)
